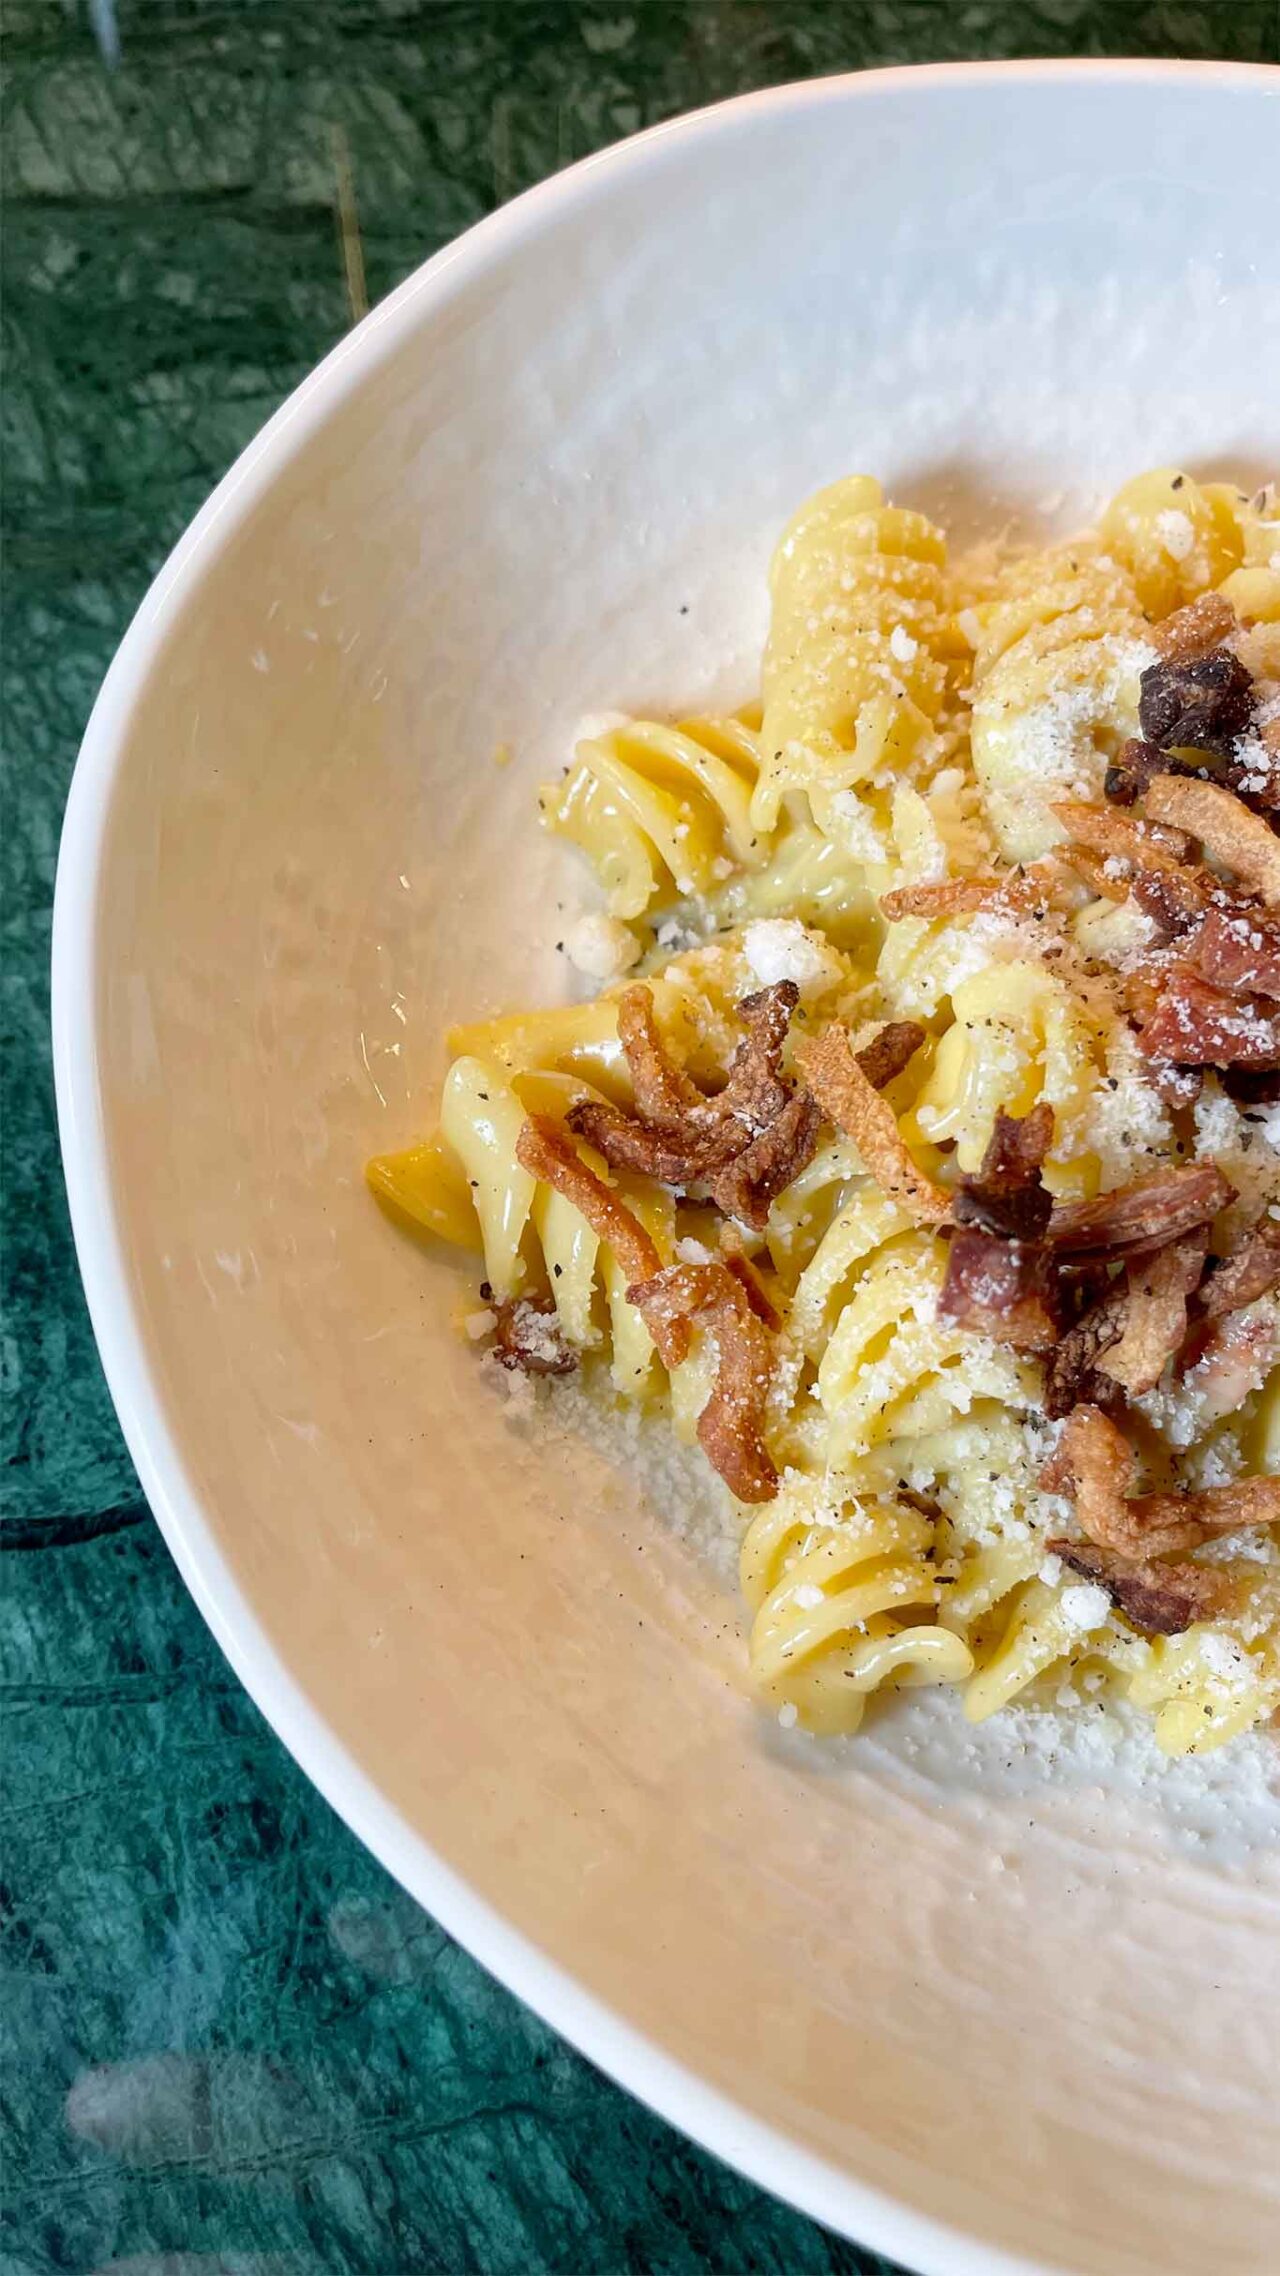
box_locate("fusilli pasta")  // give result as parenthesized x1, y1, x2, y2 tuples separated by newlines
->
(372, 463, 1280, 1759)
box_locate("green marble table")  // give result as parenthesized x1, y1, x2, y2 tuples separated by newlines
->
(4, 6, 1276, 2271)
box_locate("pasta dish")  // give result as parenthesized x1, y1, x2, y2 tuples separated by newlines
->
(369, 467, 1280, 1757)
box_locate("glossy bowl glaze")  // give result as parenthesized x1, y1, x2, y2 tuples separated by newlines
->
(54, 63, 1280, 2276)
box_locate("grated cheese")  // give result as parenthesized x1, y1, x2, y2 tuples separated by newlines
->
(562, 913, 641, 981)
(1155, 507, 1195, 561)
(1060, 1584, 1112, 1633)
(742, 918, 843, 995)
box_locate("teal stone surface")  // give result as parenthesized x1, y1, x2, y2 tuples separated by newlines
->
(3, 6, 1277, 2271)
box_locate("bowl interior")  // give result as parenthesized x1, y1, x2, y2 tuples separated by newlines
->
(70, 68, 1280, 2276)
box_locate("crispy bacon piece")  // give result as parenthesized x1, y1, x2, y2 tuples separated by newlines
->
(718, 1225, 783, 1331)
(617, 978, 795, 1133)
(566, 1098, 731, 1185)
(570, 1092, 818, 1232)
(1047, 1163, 1235, 1258)
(1046, 1539, 1229, 1636)
(570, 982, 818, 1230)
(1180, 1304, 1280, 1423)
(793, 1025, 952, 1225)
(626, 1261, 778, 1502)
(1122, 967, 1210, 1091)
(879, 875, 1001, 921)
(1139, 969, 1280, 1071)
(981, 1101, 1055, 1185)
(515, 1112, 666, 1296)
(719, 983, 799, 1130)
(1103, 737, 1187, 809)
(878, 869, 1057, 923)
(1052, 800, 1209, 928)
(617, 983, 705, 1124)
(1126, 864, 1210, 937)
(1100, 1232, 1208, 1396)
(1200, 1217, 1280, 1318)
(1144, 775, 1280, 906)
(1053, 799, 1196, 868)
(1116, 1475, 1280, 1559)
(490, 1294, 577, 1377)
(1043, 1287, 1128, 1418)
(1040, 1402, 1132, 1499)
(1190, 905, 1280, 999)
(1064, 845, 1130, 903)
(1042, 1404, 1280, 1558)
(698, 1095, 811, 1226)
(1139, 645, 1255, 757)
(953, 1104, 1054, 1240)
(854, 1018, 927, 1090)
(939, 1227, 1061, 1350)
(1152, 592, 1239, 664)
(1149, 1059, 1205, 1108)
(707, 1089, 821, 1229)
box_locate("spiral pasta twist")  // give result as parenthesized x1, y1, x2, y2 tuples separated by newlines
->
(540, 712, 771, 921)
(740, 1474, 973, 1734)
(1220, 479, 1280, 631)
(968, 539, 1152, 863)
(870, 778, 1002, 1021)
(371, 1057, 674, 1395)
(776, 1185, 1035, 1470)
(1122, 1571, 1280, 1753)
(911, 959, 1111, 1201)
(1099, 465, 1247, 619)
(960, 1561, 1280, 1755)
(753, 475, 954, 838)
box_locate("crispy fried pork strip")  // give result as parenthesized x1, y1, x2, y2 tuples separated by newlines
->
(793, 1025, 952, 1225)
(570, 981, 818, 1229)
(1053, 798, 1196, 867)
(1047, 1164, 1235, 1259)
(566, 1098, 736, 1184)
(1042, 1404, 1280, 1558)
(938, 1227, 1061, 1350)
(854, 1019, 927, 1089)
(878, 869, 1058, 923)
(1046, 1539, 1229, 1635)
(1190, 905, 1280, 998)
(718, 1225, 783, 1331)
(616, 983, 705, 1124)
(1052, 799, 1210, 928)
(707, 1089, 821, 1229)
(1100, 1233, 1208, 1396)
(616, 979, 800, 1137)
(626, 1261, 778, 1502)
(1043, 1289, 1129, 1419)
(490, 1295, 578, 1377)
(1138, 970, 1280, 1071)
(1145, 775, 1280, 906)
(1151, 592, 1239, 664)
(952, 1104, 1054, 1241)
(515, 1112, 667, 1299)
(718, 983, 798, 1130)
(1200, 1218, 1280, 1318)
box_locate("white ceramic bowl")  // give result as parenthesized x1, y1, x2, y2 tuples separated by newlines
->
(54, 62, 1280, 2276)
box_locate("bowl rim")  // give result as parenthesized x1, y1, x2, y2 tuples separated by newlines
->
(51, 57, 1279, 2276)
